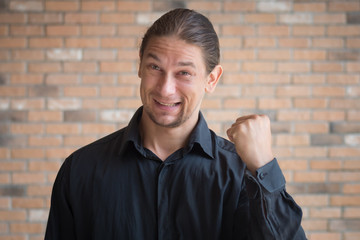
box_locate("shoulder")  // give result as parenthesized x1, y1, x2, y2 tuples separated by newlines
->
(70, 127, 127, 163)
(210, 130, 245, 171)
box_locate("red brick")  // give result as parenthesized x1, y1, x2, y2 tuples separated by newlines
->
(0, 13, 26, 23)
(276, 86, 310, 97)
(222, 25, 255, 36)
(331, 196, 360, 206)
(28, 13, 62, 24)
(117, 25, 147, 37)
(100, 86, 135, 97)
(258, 50, 290, 60)
(46, 124, 79, 135)
(313, 111, 345, 121)
(46, 148, 77, 160)
(11, 148, 44, 159)
(344, 207, 360, 218)
(294, 123, 329, 133)
(100, 37, 136, 48)
(64, 136, 97, 146)
(81, 1, 115, 11)
(64, 86, 98, 97)
(294, 147, 327, 158)
(347, 38, 360, 48)
(65, 13, 98, 23)
(329, 147, 360, 157)
(63, 62, 97, 73)
(294, 3, 326, 12)
(81, 25, 116, 36)
(258, 98, 291, 109)
(293, 50, 327, 60)
(293, 75, 325, 84)
(330, 99, 360, 109)
(12, 173, 45, 184)
(294, 194, 328, 207)
(276, 134, 310, 146)
(294, 171, 326, 183)
(223, 50, 255, 60)
(12, 198, 44, 208)
(310, 160, 342, 170)
(45, 1, 79, 11)
(0, 210, 26, 221)
(29, 38, 63, 48)
(223, 98, 256, 109)
(28, 62, 61, 73)
(11, 99, 44, 110)
(347, 62, 360, 72)
(313, 62, 343, 73)
(257, 74, 290, 84)
(294, 98, 327, 109)
(242, 62, 275, 72)
(82, 99, 116, 109)
(28, 111, 62, 122)
(308, 232, 341, 240)
(81, 123, 116, 134)
(313, 86, 346, 97)
(329, 2, 360, 12)
(29, 136, 62, 147)
(0, 38, 26, 48)
(12, 50, 45, 61)
(65, 37, 99, 48)
(100, 13, 135, 24)
(223, 2, 256, 12)
(312, 38, 344, 48)
(47, 98, 81, 110)
(10, 223, 43, 234)
(244, 13, 276, 23)
(118, 1, 151, 11)
(314, 14, 346, 24)
(28, 161, 61, 171)
(328, 26, 360, 36)
(10, 25, 43, 36)
(100, 61, 133, 73)
(293, 26, 325, 36)
(258, 26, 290, 36)
(278, 62, 310, 73)
(46, 25, 79, 36)
(243, 37, 276, 48)
(0, 162, 25, 171)
(0, 87, 26, 97)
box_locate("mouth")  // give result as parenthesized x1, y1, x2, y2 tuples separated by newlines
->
(154, 99, 181, 107)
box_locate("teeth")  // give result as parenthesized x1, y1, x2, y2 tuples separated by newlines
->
(159, 101, 177, 107)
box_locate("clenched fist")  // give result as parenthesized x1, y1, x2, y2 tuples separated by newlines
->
(226, 114, 274, 176)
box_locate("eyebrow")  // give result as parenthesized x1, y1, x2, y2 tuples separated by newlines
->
(145, 52, 196, 69)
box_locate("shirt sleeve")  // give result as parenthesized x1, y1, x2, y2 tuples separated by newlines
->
(45, 156, 76, 240)
(240, 158, 307, 240)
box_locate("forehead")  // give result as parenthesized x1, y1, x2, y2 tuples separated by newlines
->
(143, 36, 205, 66)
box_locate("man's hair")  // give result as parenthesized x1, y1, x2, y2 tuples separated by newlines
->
(139, 8, 220, 74)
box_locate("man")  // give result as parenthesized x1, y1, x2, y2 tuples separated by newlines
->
(45, 8, 307, 239)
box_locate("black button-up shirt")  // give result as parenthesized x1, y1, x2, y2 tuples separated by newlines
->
(45, 107, 306, 240)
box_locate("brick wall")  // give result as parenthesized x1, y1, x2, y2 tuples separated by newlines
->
(0, 0, 359, 239)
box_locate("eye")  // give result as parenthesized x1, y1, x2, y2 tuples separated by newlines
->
(179, 71, 191, 76)
(150, 64, 160, 71)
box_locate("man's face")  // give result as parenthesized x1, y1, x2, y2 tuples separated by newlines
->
(138, 36, 212, 128)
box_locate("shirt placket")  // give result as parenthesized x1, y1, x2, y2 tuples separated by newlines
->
(157, 161, 173, 240)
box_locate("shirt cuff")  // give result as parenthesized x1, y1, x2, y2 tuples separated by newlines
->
(245, 158, 286, 197)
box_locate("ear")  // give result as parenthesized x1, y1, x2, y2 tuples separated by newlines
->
(205, 65, 223, 93)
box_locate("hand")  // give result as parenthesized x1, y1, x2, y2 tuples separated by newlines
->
(226, 114, 274, 176)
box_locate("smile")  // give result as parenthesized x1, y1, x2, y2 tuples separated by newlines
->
(155, 99, 180, 107)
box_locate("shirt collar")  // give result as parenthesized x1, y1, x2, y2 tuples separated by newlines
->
(119, 106, 215, 160)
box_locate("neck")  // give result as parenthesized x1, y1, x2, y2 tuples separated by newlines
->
(140, 112, 198, 161)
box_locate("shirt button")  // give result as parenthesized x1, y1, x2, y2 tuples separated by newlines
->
(259, 172, 267, 180)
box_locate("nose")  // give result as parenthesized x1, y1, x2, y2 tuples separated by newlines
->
(157, 73, 176, 96)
